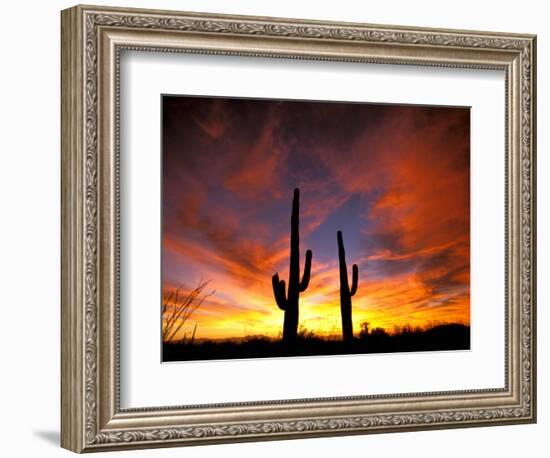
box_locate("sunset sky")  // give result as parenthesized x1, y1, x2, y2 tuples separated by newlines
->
(162, 96, 470, 341)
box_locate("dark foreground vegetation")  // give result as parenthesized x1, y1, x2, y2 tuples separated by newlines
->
(163, 322, 470, 362)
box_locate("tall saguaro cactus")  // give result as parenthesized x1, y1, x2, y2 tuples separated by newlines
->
(272, 188, 313, 342)
(337, 230, 358, 342)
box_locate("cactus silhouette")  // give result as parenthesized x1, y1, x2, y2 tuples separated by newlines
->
(272, 188, 313, 342)
(337, 230, 358, 342)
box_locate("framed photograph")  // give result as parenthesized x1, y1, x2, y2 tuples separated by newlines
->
(61, 4, 537, 453)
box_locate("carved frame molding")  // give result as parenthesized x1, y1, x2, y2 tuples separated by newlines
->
(61, 5, 536, 452)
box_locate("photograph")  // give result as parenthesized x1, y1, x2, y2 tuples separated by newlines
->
(161, 95, 471, 362)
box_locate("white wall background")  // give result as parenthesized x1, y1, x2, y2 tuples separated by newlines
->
(0, 0, 546, 456)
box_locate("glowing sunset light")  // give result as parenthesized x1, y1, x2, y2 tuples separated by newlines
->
(162, 96, 470, 343)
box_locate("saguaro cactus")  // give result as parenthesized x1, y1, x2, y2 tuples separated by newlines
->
(337, 230, 358, 342)
(272, 188, 313, 342)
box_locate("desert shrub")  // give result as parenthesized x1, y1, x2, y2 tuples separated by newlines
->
(162, 280, 214, 343)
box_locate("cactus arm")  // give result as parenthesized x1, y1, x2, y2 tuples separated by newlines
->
(272, 273, 288, 310)
(350, 264, 358, 296)
(299, 249, 312, 292)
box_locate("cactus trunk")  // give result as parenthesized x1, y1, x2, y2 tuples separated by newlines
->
(337, 230, 358, 342)
(272, 188, 312, 342)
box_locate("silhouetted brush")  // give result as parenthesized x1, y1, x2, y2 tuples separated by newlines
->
(337, 230, 358, 342)
(272, 188, 313, 342)
(189, 324, 197, 345)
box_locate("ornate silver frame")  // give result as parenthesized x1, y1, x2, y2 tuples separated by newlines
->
(61, 4, 537, 453)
